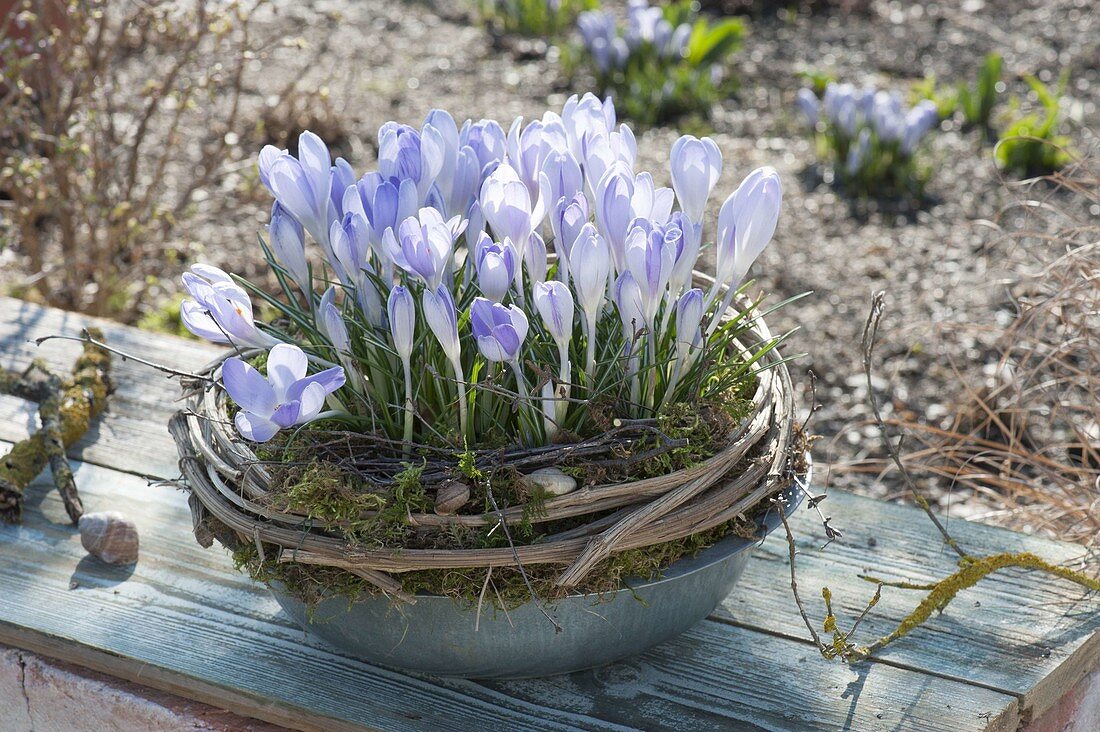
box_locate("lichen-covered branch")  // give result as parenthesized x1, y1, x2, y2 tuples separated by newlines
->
(785, 293, 1100, 664)
(0, 328, 112, 523)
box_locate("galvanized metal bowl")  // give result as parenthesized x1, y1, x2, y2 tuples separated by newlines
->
(269, 461, 809, 679)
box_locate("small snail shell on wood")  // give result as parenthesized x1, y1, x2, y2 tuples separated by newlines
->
(434, 480, 471, 516)
(78, 511, 139, 565)
(521, 467, 577, 497)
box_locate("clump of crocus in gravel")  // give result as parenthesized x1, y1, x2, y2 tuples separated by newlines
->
(181, 93, 786, 447)
(797, 81, 939, 198)
(575, 1, 744, 127)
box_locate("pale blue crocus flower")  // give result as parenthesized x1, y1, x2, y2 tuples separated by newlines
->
(471, 296, 531, 435)
(268, 201, 309, 295)
(533, 279, 575, 431)
(548, 193, 589, 281)
(795, 88, 820, 127)
(394, 208, 457, 290)
(569, 223, 611, 382)
(481, 164, 541, 299)
(474, 232, 516, 302)
(423, 284, 467, 438)
(222, 343, 345, 443)
(329, 158, 356, 219)
(711, 167, 783, 333)
(388, 285, 417, 444)
(180, 264, 279, 348)
(901, 101, 939, 156)
(670, 135, 722, 225)
(318, 286, 350, 354)
(460, 118, 508, 173)
(265, 131, 335, 247)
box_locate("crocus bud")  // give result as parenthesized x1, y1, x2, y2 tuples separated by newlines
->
(670, 135, 722, 224)
(267, 131, 334, 247)
(474, 233, 516, 302)
(268, 202, 309, 293)
(480, 163, 537, 261)
(796, 88, 820, 127)
(846, 128, 871, 175)
(422, 284, 460, 363)
(549, 194, 589, 270)
(715, 167, 783, 289)
(470, 297, 528, 363)
(533, 280, 574, 349)
(623, 223, 675, 327)
(613, 271, 646, 350)
(396, 207, 454, 290)
(526, 231, 548, 285)
(901, 100, 939, 155)
(318, 286, 350, 353)
(387, 285, 416, 361)
(570, 223, 611, 320)
(675, 288, 704, 357)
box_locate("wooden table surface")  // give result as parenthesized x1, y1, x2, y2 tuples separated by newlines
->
(0, 296, 1096, 732)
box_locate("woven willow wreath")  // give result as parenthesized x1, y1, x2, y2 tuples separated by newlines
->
(173, 286, 800, 602)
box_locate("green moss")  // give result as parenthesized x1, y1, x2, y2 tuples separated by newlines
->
(230, 512, 763, 613)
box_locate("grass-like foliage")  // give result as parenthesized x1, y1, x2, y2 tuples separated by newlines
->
(478, 0, 597, 38)
(995, 72, 1074, 177)
(956, 52, 1003, 130)
(571, 0, 744, 127)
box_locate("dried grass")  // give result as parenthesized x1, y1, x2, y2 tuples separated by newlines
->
(834, 159, 1100, 557)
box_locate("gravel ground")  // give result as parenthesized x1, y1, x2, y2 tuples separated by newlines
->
(100, 1, 1100, 529)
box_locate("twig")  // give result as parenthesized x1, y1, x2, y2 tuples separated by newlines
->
(36, 331, 213, 384)
(862, 291, 966, 558)
(482, 472, 562, 634)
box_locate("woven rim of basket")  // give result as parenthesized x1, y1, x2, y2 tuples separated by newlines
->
(171, 275, 800, 599)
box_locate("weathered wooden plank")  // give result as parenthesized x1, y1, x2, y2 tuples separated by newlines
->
(720, 490, 1100, 722)
(0, 296, 224, 479)
(0, 451, 1020, 731)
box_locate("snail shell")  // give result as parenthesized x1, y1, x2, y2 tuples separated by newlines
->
(434, 480, 471, 516)
(522, 467, 577, 497)
(78, 511, 139, 565)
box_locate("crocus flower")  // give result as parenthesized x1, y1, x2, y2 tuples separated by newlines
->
(180, 264, 278, 348)
(548, 193, 590, 280)
(257, 145, 285, 192)
(562, 93, 616, 162)
(480, 164, 539, 260)
(318, 286, 350, 353)
(266, 131, 334, 247)
(460, 119, 507, 172)
(533, 279, 575, 432)
(388, 285, 416, 362)
(470, 297, 529, 364)
(378, 123, 444, 203)
(268, 201, 309, 294)
(423, 109, 459, 208)
(795, 88, 820, 127)
(538, 149, 584, 221)
(222, 343, 345, 442)
(388, 285, 417, 443)
(329, 211, 370, 287)
(594, 161, 637, 270)
(330, 158, 356, 218)
(670, 135, 722, 224)
(714, 167, 783, 294)
(526, 231, 549, 286)
(846, 128, 872, 175)
(423, 284, 468, 437)
(613, 271, 646, 352)
(662, 287, 704, 405)
(394, 208, 457, 290)
(623, 223, 675, 329)
(508, 116, 569, 204)
(533, 280, 574, 352)
(901, 100, 939, 155)
(474, 233, 516, 302)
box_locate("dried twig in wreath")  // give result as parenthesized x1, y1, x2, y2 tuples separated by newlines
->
(0, 329, 112, 524)
(782, 292, 1099, 663)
